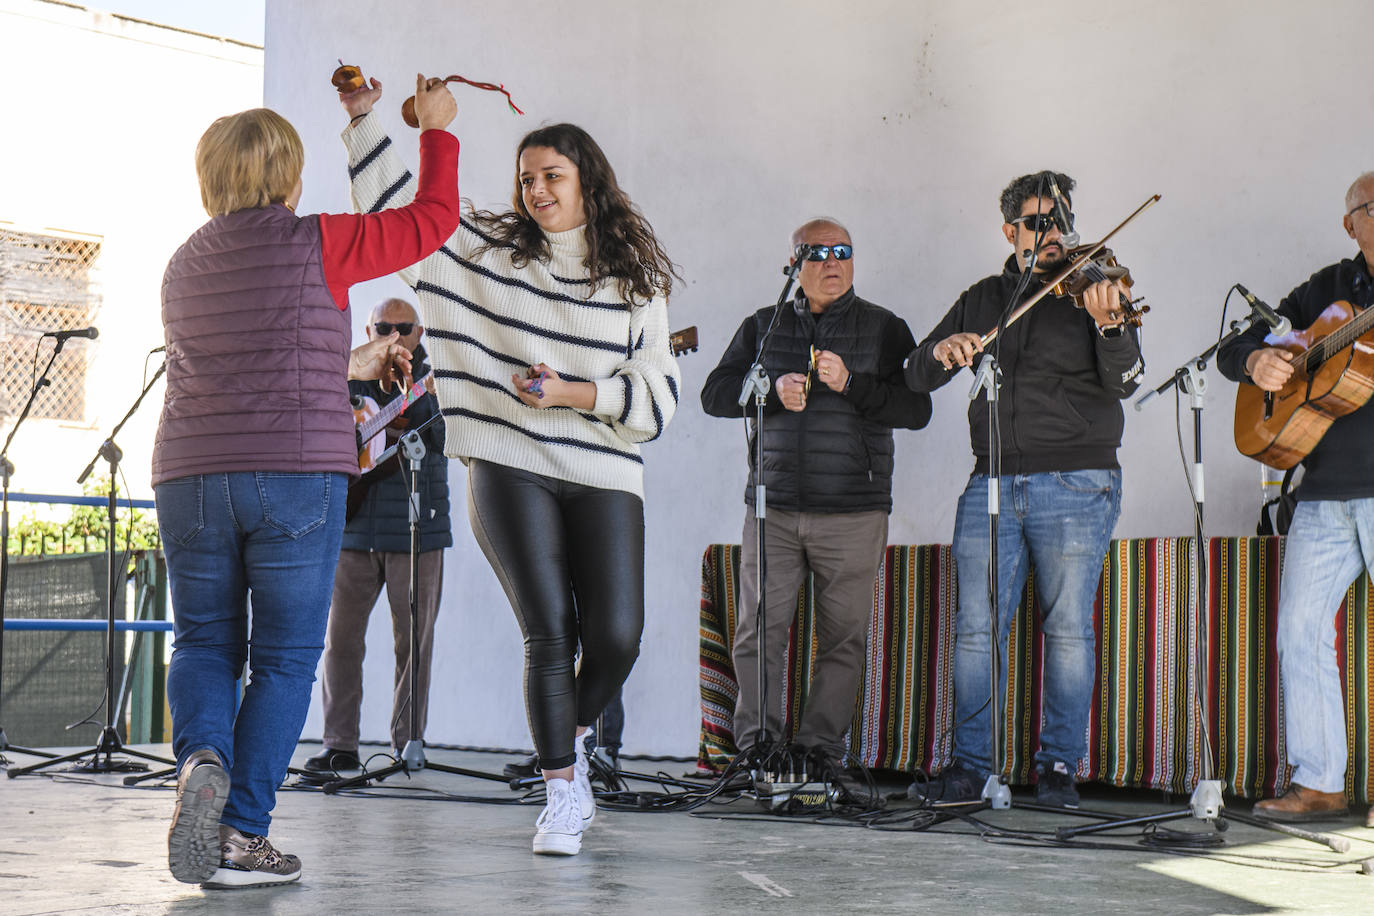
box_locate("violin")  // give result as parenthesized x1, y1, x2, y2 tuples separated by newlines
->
(981, 194, 1161, 347)
(1051, 245, 1149, 327)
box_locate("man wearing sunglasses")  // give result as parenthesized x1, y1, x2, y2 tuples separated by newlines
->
(306, 297, 452, 776)
(1218, 171, 1374, 826)
(701, 218, 932, 772)
(904, 171, 1143, 808)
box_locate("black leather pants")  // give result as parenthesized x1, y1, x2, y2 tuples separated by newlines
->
(467, 459, 645, 770)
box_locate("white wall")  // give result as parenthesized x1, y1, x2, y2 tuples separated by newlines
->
(271, 0, 1374, 756)
(1, 0, 262, 500)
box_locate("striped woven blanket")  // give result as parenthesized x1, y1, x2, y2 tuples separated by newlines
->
(698, 537, 1374, 801)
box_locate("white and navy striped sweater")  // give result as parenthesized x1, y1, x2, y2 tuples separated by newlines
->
(343, 114, 680, 498)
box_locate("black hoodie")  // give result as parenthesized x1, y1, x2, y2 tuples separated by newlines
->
(905, 255, 1144, 475)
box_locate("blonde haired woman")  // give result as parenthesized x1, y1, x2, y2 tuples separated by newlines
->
(156, 76, 457, 889)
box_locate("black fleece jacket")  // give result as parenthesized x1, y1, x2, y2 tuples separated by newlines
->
(905, 255, 1144, 475)
(1217, 252, 1374, 501)
(701, 288, 932, 513)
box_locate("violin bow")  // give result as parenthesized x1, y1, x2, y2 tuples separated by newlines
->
(980, 194, 1161, 347)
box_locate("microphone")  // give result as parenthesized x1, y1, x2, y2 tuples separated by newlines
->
(1236, 284, 1291, 336)
(781, 244, 813, 276)
(1046, 176, 1079, 247)
(43, 327, 99, 341)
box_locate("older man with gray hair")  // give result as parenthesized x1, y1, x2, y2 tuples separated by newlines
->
(1219, 170, 1374, 826)
(305, 297, 452, 775)
(701, 218, 932, 767)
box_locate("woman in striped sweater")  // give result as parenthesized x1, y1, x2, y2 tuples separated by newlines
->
(340, 81, 679, 856)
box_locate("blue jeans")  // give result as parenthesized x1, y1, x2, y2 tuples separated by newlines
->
(1274, 499, 1374, 793)
(157, 472, 346, 836)
(951, 470, 1120, 776)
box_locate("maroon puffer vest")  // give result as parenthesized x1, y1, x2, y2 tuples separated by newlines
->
(152, 205, 355, 485)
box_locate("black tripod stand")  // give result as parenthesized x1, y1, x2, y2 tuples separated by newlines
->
(8, 361, 174, 778)
(0, 337, 70, 767)
(732, 252, 807, 798)
(1056, 297, 1346, 851)
(324, 426, 504, 793)
(943, 239, 1040, 813)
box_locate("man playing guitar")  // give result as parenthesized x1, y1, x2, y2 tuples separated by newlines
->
(306, 297, 452, 775)
(1219, 171, 1374, 825)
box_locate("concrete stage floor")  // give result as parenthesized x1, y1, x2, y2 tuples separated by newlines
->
(2, 743, 1372, 915)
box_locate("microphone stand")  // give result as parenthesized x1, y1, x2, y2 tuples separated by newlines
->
(734, 254, 804, 791)
(9, 360, 174, 777)
(0, 339, 68, 766)
(966, 246, 1038, 811)
(324, 422, 506, 793)
(1056, 309, 1345, 850)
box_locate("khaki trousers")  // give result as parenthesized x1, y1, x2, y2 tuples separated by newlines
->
(320, 548, 444, 751)
(732, 508, 887, 754)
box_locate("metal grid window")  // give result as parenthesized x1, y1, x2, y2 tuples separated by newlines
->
(0, 229, 101, 422)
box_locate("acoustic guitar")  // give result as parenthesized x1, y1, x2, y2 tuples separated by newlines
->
(1233, 300, 1374, 469)
(353, 371, 434, 475)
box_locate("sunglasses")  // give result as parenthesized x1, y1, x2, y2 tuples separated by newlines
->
(1011, 213, 1071, 233)
(797, 244, 854, 262)
(374, 321, 415, 336)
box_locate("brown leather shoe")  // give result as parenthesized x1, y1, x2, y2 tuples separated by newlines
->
(1253, 783, 1348, 823)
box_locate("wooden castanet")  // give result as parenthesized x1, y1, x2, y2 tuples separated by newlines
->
(331, 62, 366, 93)
(1233, 300, 1374, 469)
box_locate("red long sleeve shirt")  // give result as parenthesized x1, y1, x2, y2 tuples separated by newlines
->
(317, 128, 459, 308)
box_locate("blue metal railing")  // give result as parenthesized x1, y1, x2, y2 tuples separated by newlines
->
(8, 493, 156, 509)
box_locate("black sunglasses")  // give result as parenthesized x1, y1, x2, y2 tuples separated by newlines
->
(797, 244, 854, 262)
(1011, 213, 1071, 233)
(374, 321, 415, 336)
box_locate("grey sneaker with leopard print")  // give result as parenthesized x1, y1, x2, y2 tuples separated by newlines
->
(202, 825, 302, 888)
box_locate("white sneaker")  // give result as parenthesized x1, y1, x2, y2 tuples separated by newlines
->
(573, 742, 596, 826)
(533, 778, 583, 856)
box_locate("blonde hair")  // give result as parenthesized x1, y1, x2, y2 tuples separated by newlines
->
(194, 108, 304, 217)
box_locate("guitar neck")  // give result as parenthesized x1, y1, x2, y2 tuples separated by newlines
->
(1311, 304, 1374, 370)
(357, 371, 432, 444)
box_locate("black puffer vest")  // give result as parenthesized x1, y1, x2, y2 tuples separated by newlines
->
(747, 289, 896, 513)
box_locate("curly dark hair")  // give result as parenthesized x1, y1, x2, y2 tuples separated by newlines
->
(999, 170, 1074, 223)
(468, 123, 678, 306)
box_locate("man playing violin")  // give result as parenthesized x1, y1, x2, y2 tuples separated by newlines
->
(306, 297, 452, 776)
(1218, 171, 1374, 825)
(905, 171, 1143, 807)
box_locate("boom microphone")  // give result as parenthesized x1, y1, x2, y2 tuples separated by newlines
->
(1046, 175, 1080, 247)
(782, 244, 814, 276)
(44, 327, 99, 341)
(1235, 284, 1291, 336)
